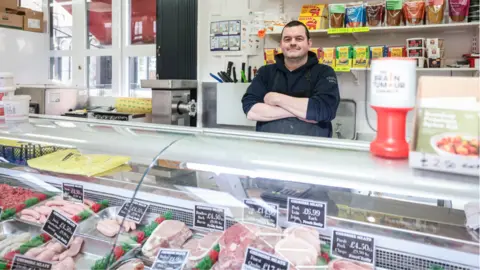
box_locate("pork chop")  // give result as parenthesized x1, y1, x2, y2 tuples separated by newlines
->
(142, 220, 192, 259)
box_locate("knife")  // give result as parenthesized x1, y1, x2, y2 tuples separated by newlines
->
(226, 61, 234, 78)
(232, 67, 238, 83)
(247, 66, 252, 82)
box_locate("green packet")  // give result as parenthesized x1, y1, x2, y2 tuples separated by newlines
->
(329, 4, 346, 13)
(386, 0, 402, 10)
(415, 107, 479, 157)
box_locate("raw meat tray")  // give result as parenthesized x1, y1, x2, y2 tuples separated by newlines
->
(0, 181, 53, 221)
(13, 197, 87, 227)
(0, 220, 44, 258)
(76, 206, 158, 244)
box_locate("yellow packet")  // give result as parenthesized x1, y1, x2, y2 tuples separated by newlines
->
(115, 98, 152, 114)
(27, 149, 131, 177)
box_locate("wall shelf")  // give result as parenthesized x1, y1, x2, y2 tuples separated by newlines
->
(266, 22, 480, 38)
(348, 67, 478, 72)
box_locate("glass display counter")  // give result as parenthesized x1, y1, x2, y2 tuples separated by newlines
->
(0, 117, 477, 270)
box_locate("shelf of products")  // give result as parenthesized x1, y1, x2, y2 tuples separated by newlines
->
(0, 116, 477, 270)
(266, 22, 479, 37)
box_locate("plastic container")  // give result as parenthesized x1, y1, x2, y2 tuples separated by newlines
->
(0, 73, 15, 91)
(370, 58, 417, 159)
(3, 95, 31, 121)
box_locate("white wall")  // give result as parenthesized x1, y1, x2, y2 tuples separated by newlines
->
(0, 28, 49, 84)
(197, 0, 478, 135)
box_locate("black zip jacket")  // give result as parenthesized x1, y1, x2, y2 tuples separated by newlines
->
(241, 51, 340, 136)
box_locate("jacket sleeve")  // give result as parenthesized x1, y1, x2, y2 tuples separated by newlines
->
(241, 66, 269, 115)
(306, 65, 340, 122)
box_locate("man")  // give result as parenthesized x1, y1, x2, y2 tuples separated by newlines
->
(242, 21, 340, 137)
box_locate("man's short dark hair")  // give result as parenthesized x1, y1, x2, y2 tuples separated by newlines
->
(281, 21, 311, 40)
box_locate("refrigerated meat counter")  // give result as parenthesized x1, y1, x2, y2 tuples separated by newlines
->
(0, 116, 476, 270)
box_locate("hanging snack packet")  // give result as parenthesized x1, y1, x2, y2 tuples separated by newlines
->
(449, 0, 471, 22)
(385, 0, 404, 26)
(366, 1, 385, 26)
(345, 2, 366, 27)
(426, 0, 446, 24)
(403, 0, 426, 25)
(329, 4, 346, 28)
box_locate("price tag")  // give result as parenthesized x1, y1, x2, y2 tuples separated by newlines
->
(151, 249, 189, 270)
(327, 27, 370, 34)
(287, 197, 327, 229)
(41, 210, 77, 247)
(334, 66, 351, 72)
(417, 152, 480, 176)
(12, 255, 52, 270)
(243, 199, 278, 228)
(331, 230, 375, 265)
(118, 201, 149, 224)
(194, 205, 226, 231)
(62, 183, 84, 203)
(242, 247, 289, 270)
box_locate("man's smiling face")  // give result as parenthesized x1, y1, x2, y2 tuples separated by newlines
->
(280, 25, 312, 60)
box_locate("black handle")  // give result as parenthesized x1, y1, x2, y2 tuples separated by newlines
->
(233, 67, 238, 83)
(248, 66, 252, 82)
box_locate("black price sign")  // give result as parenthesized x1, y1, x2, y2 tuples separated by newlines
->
(243, 247, 289, 270)
(62, 183, 84, 203)
(151, 249, 189, 270)
(194, 205, 226, 231)
(12, 255, 52, 270)
(243, 199, 278, 228)
(118, 201, 149, 224)
(287, 197, 327, 229)
(41, 210, 77, 247)
(331, 230, 375, 265)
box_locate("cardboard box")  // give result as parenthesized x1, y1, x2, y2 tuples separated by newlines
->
(7, 7, 43, 32)
(298, 16, 328, 30)
(0, 11, 23, 30)
(409, 76, 480, 176)
(0, 0, 17, 10)
(300, 4, 328, 17)
(323, 47, 336, 67)
(335, 45, 352, 67)
(23, 9, 43, 32)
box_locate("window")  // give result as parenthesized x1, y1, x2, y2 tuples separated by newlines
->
(130, 0, 156, 45)
(129, 57, 156, 97)
(20, 0, 42, 11)
(49, 0, 73, 50)
(47, 0, 156, 96)
(87, 56, 113, 96)
(49, 57, 72, 84)
(87, 0, 112, 49)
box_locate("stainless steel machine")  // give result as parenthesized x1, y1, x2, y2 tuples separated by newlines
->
(140, 80, 197, 126)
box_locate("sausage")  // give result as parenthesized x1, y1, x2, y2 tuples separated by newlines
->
(35, 206, 53, 216)
(20, 215, 39, 223)
(58, 237, 83, 261)
(35, 249, 56, 261)
(45, 200, 67, 207)
(83, 199, 95, 207)
(59, 205, 80, 216)
(96, 219, 120, 237)
(51, 208, 72, 219)
(20, 209, 41, 220)
(39, 215, 47, 224)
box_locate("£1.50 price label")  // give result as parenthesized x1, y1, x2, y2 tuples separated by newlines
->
(42, 210, 78, 247)
(242, 247, 289, 270)
(331, 230, 375, 265)
(118, 201, 149, 224)
(62, 183, 84, 203)
(287, 197, 327, 229)
(194, 204, 226, 231)
(243, 199, 279, 228)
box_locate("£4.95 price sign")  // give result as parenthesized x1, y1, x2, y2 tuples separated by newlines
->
(331, 230, 375, 265)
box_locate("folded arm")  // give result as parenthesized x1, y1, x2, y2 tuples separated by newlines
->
(242, 66, 294, 122)
(247, 103, 295, 121)
(265, 66, 340, 122)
